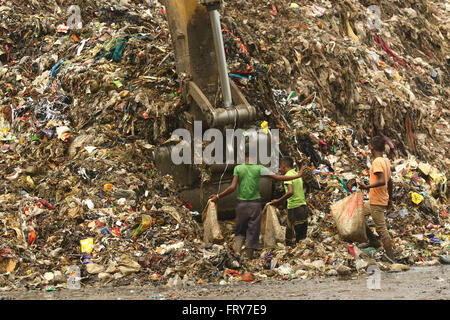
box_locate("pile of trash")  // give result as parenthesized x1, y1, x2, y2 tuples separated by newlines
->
(0, 0, 449, 291)
(222, 0, 449, 165)
(215, 0, 449, 281)
(0, 0, 212, 291)
(241, 155, 449, 282)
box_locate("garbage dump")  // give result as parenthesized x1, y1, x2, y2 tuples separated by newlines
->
(0, 0, 449, 291)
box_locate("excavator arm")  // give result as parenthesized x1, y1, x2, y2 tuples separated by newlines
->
(155, 0, 273, 215)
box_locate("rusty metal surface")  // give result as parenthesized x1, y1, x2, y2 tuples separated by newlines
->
(163, 0, 218, 103)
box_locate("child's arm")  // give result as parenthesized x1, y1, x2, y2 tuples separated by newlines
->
(268, 167, 305, 181)
(210, 176, 238, 202)
(358, 172, 386, 189)
(270, 184, 294, 205)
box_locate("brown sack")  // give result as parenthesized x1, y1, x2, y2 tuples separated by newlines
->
(202, 200, 224, 244)
(330, 191, 368, 243)
(260, 204, 285, 248)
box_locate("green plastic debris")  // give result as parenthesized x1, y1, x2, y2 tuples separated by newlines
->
(113, 81, 123, 88)
(361, 247, 377, 258)
(44, 286, 57, 292)
(30, 135, 41, 141)
(94, 36, 131, 63)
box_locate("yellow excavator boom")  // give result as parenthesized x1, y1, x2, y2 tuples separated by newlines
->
(163, 0, 219, 103)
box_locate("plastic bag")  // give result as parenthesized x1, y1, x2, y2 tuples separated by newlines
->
(260, 204, 285, 248)
(202, 200, 224, 244)
(330, 192, 367, 243)
(132, 215, 152, 238)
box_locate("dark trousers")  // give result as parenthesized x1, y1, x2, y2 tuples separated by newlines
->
(235, 200, 262, 249)
(286, 205, 309, 245)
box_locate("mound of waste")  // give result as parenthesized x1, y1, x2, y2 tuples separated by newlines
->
(0, 0, 448, 290)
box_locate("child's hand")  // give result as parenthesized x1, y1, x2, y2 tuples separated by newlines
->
(386, 200, 393, 214)
(357, 181, 369, 190)
(297, 166, 305, 177)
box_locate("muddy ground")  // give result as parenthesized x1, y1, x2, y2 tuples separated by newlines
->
(2, 265, 448, 300)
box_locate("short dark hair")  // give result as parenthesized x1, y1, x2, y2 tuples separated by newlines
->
(281, 157, 294, 168)
(371, 136, 385, 152)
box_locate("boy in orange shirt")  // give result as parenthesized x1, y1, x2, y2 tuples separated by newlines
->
(358, 136, 396, 261)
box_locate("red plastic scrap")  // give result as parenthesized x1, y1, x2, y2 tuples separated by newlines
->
(222, 30, 249, 56)
(373, 32, 410, 70)
(28, 230, 36, 245)
(241, 272, 254, 282)
(181, 199, 193, 210)
(40, 200, 55, 210)
(112, 226, 121, 237)
(271, 4, 277, 16)
(347, 245, 356, 257)
(224, 268, 241, 277)
(95, 220, 104, 227)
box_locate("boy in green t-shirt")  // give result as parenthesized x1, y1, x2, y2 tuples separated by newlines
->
(210, 151, 304, 259)
(270, 157, 310, 246)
